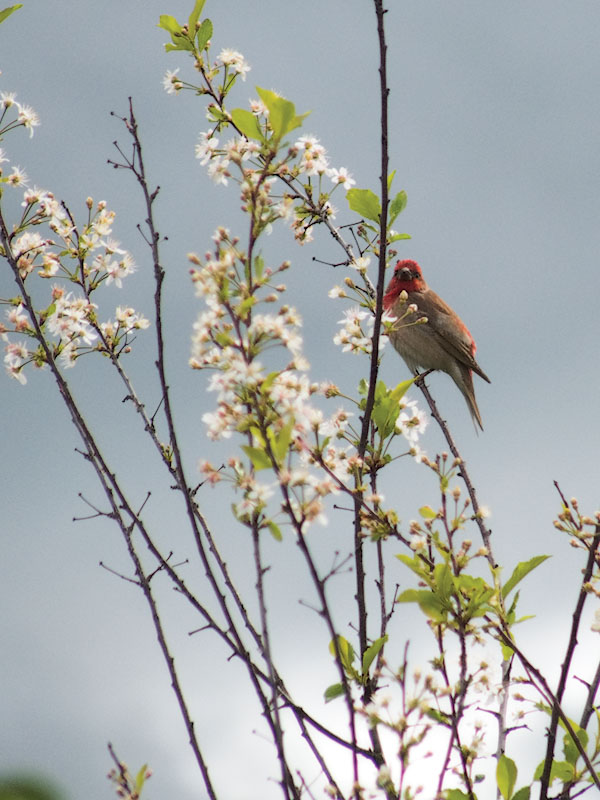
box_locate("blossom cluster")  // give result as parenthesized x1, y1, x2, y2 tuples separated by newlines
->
(190, 229, 364, 531)
(162, 48, 251, 96)
(193, 125, 355, 245)
(164, 41, 356, 245)
(0, 89, 40, 140)
(332, 305, 397, 356)
(2, 183, 149, 382)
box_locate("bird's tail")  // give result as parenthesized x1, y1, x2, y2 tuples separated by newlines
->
(457, 368, 484, 432)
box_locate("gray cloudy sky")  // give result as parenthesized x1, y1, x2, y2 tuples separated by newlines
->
(2, 2, 600, 799)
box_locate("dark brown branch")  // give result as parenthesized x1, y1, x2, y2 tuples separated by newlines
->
(540, 490, 600, 799)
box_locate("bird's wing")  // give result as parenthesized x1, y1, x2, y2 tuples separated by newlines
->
(420, 289, 491, 382)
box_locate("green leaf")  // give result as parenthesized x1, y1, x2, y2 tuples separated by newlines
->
(388, 232, 412, 242)
(371, 378, 415, 439)
(135, 764, 149, 792)
(387, 169, 396, 193)
(158, 13, 181, 34)
(372, 391, 400, 438)
(389, 377, 415, 403)
(241, 445, 271, 471)
(270, 417, 295, 466)
(396, 553, 430, 581)
(261, 371, 279, 395)
(231, 108, 264, 141)
(329, 635, 355, 674)
(257, 87, 295, 141)
(158, 13, 194, 51)
(456, 574, 495, 619)
(196, 17, 213, 51)
(533, 758, 574, 784)
(254, 254, 265, 280)
(255, 87, 309, 143)
(502, 555, 550, 598)
(248, 425, 266, 447)
(346, 188, 381, 223)
(419, 505, 437, 519)
(561, 722, 588, 765)
(188, 0, 206, 32)
(500, 640, 515, 660)
(497, 754, 517, 800)
(550, 760, 575, 783)
(425, 707, 450, 726)
(236, 296, 256, 319)
(324, 682, 345, 702)
(207, 105, 230, 124)
(397, 588, 447, 622)
(389, 190, 407, 222)
(267, 521, 282, 541)
(444, 790, 471, 800)
(511, 788, 530, 800)
(434, 562, 453, 604)
(0, 4, 22, 24)
(362, 635, 388, 676)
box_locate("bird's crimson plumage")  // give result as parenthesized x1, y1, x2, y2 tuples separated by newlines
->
(383, 259, 490, 430)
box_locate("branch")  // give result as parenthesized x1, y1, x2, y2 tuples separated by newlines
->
(416, 376, 496, 566)
(491, 620, 600, 795)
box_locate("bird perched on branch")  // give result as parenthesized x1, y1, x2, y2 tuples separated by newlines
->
(383, 259, 490, 430)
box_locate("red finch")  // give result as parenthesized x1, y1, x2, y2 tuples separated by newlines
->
(383, 259, 490, 430)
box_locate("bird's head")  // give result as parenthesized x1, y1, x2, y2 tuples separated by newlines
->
(383, 259, 427, 306)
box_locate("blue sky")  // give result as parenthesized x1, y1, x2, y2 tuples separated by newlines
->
(2, 2, 600, 798)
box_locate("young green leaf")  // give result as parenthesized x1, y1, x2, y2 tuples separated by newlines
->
(396, 553, 430, 581)
(158, 14, 181, 34)
(419, 505, 437, 519)
(261, 372, 279, 395)
(267, 521, 283, 542)
(187, 0, 206, 32)
(135, 764, 149, 792)
(241, 445, 271, 471)
(389, 189, 407, 223)
(324, 682, 345, 703)
(254, 254, 265, 280)
(196, 18, 213, 51)
(396, 588, 447, 622)
(511, 788, 530, 800)
(270, 417, 295, 466)
(255, 87, 309, 143)
(231, 108, 264, 141)
(533, 758, 574, 783)
(362, 635, 388, 676)
(389, 377, 416, 403)
(372, 391, 400, 438)
(502, 555, 550, 598)
(496, 754, 517, 800)
(0, 4, 22, 25)
(444, 790, 472, 800)
(434, 562, 453, 604)
(387, 169, 396, 193)
(257, 88, 295, 141)
(388, 232, 412, 242)
(329, 635, 355, 674)
(346, 188, 381, 223)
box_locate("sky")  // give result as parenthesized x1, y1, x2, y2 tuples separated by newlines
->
(1, 1, 600, 799)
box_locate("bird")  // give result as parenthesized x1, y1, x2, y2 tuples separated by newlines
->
(383, 259, 490, 430)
